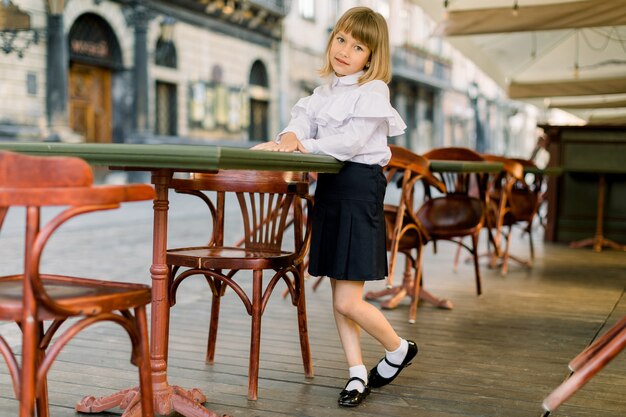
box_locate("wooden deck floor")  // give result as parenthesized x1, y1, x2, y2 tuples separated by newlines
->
(1, 196, 625, 417)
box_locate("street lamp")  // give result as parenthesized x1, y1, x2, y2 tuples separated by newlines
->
(0, 0, 39, 58)
(467, 81, 486, 152)
(47, 0, 64, 14)
(45, 0, 68, 132)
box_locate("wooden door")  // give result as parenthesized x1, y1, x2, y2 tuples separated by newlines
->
(156, 81, 177, 136)
(249, 99, 268, 142)
(69, 64, 112, 143)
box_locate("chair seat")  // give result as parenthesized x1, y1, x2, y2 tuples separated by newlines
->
(491, 192, 536, 227)
(167, 246, 297, 270)
(508, 189, 538, 221)
(0, 274, 151, 321)
(384, 210, 422, 251)
(425, 225, 481, 239)
(417, 196, 483, 237)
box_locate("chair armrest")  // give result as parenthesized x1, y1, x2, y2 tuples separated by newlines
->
(294, 194, 314, 266)
(0, 184, 154, 206)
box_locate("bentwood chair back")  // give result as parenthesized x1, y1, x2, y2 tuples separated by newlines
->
(481, 154, 525, 271)
(501, 157, 544, 274)
(385, 146, 446, 284)
(364, 145, 446, 323)
(417, 147, 487, 295)
(0, 151, 154, 417)
(166, 170, 313, 400)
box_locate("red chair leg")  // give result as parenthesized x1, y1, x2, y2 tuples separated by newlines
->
(295, 270, 314, 378)
(408, 248, 424, 324)
(135, 306, 155, 417)
(248, 270, 263, 401)
(501, 226, 512, 276)
(471, 234, 482, 295)
(20, 318, 38, 417)
(543, 325, 626, 412)
(569, 316, 626, 372)
(311, 276, 325, 291)
(206, 295, 221, 364)
(35, 331, 49, 417)
(528, 226, 535, 261)
(35, 374, 49, 417)
(453, 240, 462, 272)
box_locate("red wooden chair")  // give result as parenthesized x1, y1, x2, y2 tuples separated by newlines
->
(166, 170, 313, 400)
(456, 155, 542, 276)
(364, 145, 446, 323)
(417, 147, 488, 295)
(480, 154, 526, 272)
(543, 314, 626, 411)
(0, 151, 154, 417)
(502, 158, 544, 274)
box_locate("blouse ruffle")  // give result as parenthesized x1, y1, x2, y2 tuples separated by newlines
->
(290, 81, 406, 137)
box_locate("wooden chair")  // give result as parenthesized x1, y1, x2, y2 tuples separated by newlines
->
(364, 145, 446, 323)
(0, 151, 154, 417)
(417, 147, 488, 295)
(503, 158, 544, 274)
(166, 170, 313, 400)
(543, 314, 626, 411)
(480, 154, 526, 273)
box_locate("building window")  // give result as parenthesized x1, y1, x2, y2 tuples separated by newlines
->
(248, 60, 269, 142)
(26, 72, 37, 95)
(376, 0, 390, 19)
(155, 39, 177, 68)
(156, 81, 177, 135)
(299, 0, 315, 21)
(155, 18, 177, 68)
(328, 0, 340, 23)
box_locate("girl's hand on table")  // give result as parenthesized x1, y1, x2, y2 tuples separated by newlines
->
(251, 132, 308, 153)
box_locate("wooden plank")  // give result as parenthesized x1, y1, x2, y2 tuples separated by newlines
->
(1, 194, 625, 417)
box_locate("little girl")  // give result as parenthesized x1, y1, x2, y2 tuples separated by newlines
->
(252, 6, 417, 407)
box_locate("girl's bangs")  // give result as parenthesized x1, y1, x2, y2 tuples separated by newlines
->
(338, 16, 377, 49)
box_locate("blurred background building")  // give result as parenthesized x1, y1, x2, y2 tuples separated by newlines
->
(0, 0, 577, 158)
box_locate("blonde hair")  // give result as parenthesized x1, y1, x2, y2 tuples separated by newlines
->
(319, 7, 391, 84)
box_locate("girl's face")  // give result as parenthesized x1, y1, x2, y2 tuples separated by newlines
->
(329, 30, 371, 77)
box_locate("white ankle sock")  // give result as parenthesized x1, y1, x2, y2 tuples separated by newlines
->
(346, 365, 368, 392)
(377, 338, 408, 378)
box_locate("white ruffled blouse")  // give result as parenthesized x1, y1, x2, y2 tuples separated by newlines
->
(278, 71, 406, 166)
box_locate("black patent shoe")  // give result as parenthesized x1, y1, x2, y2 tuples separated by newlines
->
(368, 340, 418, 388)
(338, 377, 370, 407)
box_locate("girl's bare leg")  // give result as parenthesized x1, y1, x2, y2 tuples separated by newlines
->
(330, 279, 401, 356)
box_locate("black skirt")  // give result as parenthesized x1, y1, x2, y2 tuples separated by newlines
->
(308, 161, 388, 281)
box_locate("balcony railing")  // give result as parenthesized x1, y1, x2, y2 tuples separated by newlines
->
(392, 44, 452, 88)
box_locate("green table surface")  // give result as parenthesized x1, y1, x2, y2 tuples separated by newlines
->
(428, 160, 502, 173)
(0, 142, 510, 173)
(0, 142, 342, 173)
(524, 166, 563, 176)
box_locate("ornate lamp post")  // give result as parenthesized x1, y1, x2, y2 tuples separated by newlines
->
(468, 81, 486, 153)
(46, 0, 68, 136)
(0, 0, 39, 58)
(124, 0, 153, 141)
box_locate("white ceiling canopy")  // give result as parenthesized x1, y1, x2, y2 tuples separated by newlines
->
(415, 0, 626, 123)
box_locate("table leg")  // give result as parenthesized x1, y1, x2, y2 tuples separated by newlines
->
(569, 174, 626, 252)
(76, 170, 227, 417)
(365, 256, 453, 315)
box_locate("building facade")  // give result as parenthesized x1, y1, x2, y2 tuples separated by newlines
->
(1, 0, 544, 158)
(280, 0, 542, 157)
(1, 0, 286, 144)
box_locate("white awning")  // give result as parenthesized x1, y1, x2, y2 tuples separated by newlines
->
(415, 0, 626, 124)
(437, 0, 626, 36)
